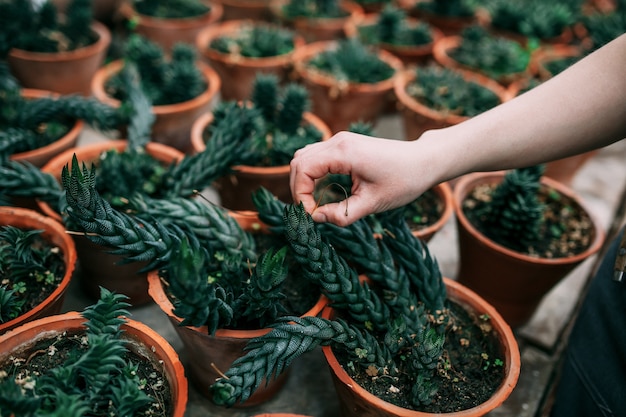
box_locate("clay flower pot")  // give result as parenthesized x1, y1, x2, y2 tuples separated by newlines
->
(393, 67, 509, 141)
(292, 40, 404, 133)
(91, 59, 221, 153)
(7, 21, 111, 96)
(322, 278, 521, 416)
(119, 0, 223, 53)
(0, 207, 77, 334)
(213, 0, 273, 21)
(408, 182, 454, 243)
(9, 89, 84, 168)
(344, 12, 444, 66)
(147, 270, 328, 406)
(190, 110, 332, 213)
(0, 311, 188, 416)
(453, 171, 605, 328)
(38, 140, 184, 306)
(271, 0, 365, 42)
(196, 19, 305, 102)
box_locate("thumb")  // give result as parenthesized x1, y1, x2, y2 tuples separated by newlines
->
(310, 195, 371, 226)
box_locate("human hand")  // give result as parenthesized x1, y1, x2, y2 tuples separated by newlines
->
(290, 131, 426, 226)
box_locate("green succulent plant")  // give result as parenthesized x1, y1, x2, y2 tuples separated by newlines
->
(449, 25, 536, 79)
(209, 22, 298, 58)
(131, 0, 211, 18)
(406, 65, 501, 117)
(0, 288, 168, 416)
(0, 0, 96, 58)
(307, 38, 396, 84)
(582, 0, 626, 50)
(355, 4, 434, 47)
(414, 0, 477, 17)
(281, 0, 348, 19)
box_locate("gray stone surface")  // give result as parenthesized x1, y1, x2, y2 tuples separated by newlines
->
(60, 114, 626, 416)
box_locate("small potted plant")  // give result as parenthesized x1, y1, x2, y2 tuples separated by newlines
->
(59, 158, 328, 406)
(0, 206, 76, 334)
(191, 73, 332, 215)
(453, 165, 605, 327)
(433, 25, 538, 86)
(208, 203, 521, 414)
(0, 287, 188, 416)
(401, 0, 479, 35)
(196, 19, 304, 101)
(2, 0, 112, 96)
(292, 37, 403, 133)
(344, 4, 444, 65)
(272, 0, 365, 42)
(580, 1, 626, 51)
(393, 64, 509, 141)
(91, 34, 221, 153)
(119, 0, 223, 52)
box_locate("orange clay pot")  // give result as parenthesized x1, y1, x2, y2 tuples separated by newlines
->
(344, 12, 444, 66)
(393, 67, 510, 141)
(196, 19, 305, 102)
(190, 109, 332, 213)
(91, 60, 221, 153)
(147, 268, 328, 406)
(0, 207, 76, 335)
(292, 40, 404, 133)
(213, 0, 273, 21)
(0, 311, 188, 416)
(38, 140, 184, 306)
(409, 182, 454, 243)
(322, 278, 521, 416)
(118, 0, 223, 53)
(8, 21, 111, 96)
(271, 0, 364, 42)
(453, 171, 605, 328)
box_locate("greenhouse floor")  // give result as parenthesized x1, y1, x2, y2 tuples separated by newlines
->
(60, 114, 626, 417)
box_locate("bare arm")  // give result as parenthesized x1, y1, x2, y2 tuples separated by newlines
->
(290, 34, 626, 225)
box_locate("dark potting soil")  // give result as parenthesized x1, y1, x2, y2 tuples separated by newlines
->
(404, 187, 445, 233)
(335, 301, 506, 413)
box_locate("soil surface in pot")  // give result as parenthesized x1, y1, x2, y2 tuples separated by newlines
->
(1, 329, 174, 416)
(335, 300, 505, 412)
(463, 183, 594, 258)
(403, 188, 444, 233)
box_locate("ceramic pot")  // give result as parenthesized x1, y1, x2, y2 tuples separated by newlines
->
(212, 0, 273, 21)
(8, 21, 111, 96)
(51, 0, 122, 22)
(38, 140, 184, 306)
(190, 110, 332, 212)
(0, 311, 188, 416)
(9, 89, 84, 168)
(272, 0, 364, 42)
(453, 171, 605, 328)
(147, 269, 328, 406)
(408, 182, 453, 243)
(292, 40, 404, 133)
(196, 19, 305, 102)
(0, 207, 77, 334)
(393, 67, 509, 141)
(344, 12, 444, 66)
(432, 36, 534, 87)
(321, 278, 521, 416)
(119, 0, 223, 53)
(401, 1, 478, 36)
(91, 59, 221, 153)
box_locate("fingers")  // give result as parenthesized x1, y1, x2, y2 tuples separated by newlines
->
(310, 193, 373, 226)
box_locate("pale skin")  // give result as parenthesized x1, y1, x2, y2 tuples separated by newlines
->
(290, 33, 626, 226)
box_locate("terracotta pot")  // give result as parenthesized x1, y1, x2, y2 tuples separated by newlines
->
(39, 140, 184, 306)
(409, 182, 453, 242)
(0, 311, 188, 416)
(51, 0, 123, 22)
(147, 269, 328, 406)
(403, 2, 478, 36)
(119, 0, 223, 53)
(196, 20, 305, 102)
(453, 171, 605, 328)
(0, 207, 76, 335)
(91, 59, 221, 153)
(213, 0, 273, 21)
(292, 40, 404, 133)
(253, 414, 313, 417)
(432, 36, 534, 87)
(9, 89, 84, 168)
(8, 21, 111, 96)
(393, 67, 509, 141)
(190, 109, 332, 212)
(321, 278, 521, 416)
(344, 12, 444, 66)
(272, 0, 365, 42)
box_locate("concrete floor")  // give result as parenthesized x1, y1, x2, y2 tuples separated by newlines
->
(59, 115, 626, 416)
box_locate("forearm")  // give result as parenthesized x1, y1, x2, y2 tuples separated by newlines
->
(421, 33, 626, 185)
